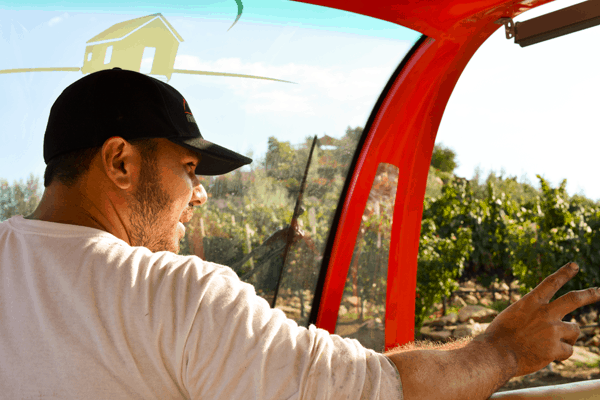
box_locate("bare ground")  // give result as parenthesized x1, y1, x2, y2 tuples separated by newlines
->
(495, 360, 600, 393)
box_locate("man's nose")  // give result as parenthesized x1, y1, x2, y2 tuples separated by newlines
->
(190, 183, 207, 206)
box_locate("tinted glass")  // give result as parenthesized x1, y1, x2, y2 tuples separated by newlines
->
(335, 163, 398, 350)
(1, 1, 421, 323)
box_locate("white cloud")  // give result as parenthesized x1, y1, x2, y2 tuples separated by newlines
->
(174, 55, 391, 116)
(48, 13, 69, 27)
(245, 90, 315, 114)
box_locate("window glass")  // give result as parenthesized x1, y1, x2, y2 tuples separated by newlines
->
(335, 163, 398, 351)
(1, 1, 421, 320)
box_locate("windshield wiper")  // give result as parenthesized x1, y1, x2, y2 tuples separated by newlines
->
(270, 135, 318, 308)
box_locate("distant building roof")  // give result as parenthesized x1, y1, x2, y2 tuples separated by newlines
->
(87, 13, 184, 44)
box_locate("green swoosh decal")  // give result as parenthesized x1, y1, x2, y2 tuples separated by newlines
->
(228, 0, 243, 31)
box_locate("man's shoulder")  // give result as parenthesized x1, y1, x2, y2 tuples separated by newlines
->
(125, 247, 241, 287)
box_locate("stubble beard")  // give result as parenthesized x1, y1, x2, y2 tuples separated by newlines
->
(129, 161, 180, 254)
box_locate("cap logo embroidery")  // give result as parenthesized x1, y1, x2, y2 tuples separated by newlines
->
(183, 98, 197, 124)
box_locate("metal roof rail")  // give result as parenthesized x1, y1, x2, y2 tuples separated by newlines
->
(495, 0, 600, 47)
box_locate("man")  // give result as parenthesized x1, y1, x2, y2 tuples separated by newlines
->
(0, 68, 598, 400)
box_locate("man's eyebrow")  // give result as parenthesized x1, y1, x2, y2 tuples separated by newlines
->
(185, 152, 201, 164)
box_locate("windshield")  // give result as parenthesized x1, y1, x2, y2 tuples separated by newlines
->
(1, 0, 421, 324)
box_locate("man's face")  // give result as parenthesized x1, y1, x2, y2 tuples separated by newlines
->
(128, 139, 206, 253)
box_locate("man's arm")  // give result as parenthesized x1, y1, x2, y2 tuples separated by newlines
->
(383, 262, 600, 400)
(386, 337, 516, 400)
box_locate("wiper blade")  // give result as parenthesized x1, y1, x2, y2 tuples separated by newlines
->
(271, 135, 318, 308)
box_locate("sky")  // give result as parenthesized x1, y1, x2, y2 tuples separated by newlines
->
(0, 0, 418, 187)
(1, 0, 599, 201)
(436, 0, 600, 200)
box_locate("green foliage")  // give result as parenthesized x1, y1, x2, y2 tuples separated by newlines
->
(511, 176, 599, 301)
(430, 143, 458, 173)
(416, 178, 474, 330)
(0, 174, 42, 221)
(185, 127, 363, 318)
(5, 130, 600, 332)
(417, 170, 600, 330)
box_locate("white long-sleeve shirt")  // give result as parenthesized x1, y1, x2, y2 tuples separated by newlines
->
(0, 215, 402, 399)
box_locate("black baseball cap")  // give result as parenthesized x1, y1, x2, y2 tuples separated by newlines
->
(44, 68, 252, 175)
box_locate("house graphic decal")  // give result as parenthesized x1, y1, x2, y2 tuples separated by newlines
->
(82, 13, 183, 82)
(0, 9, 293, 84)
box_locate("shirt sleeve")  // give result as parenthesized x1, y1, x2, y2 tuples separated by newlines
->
(180, 262, 403, 400)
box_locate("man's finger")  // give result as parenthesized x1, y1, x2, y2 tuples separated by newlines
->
(550, 287, 600, 320)
(559, 321, 581, 346)
(556, 340, 575, 363)
(534, 262, 579, 304)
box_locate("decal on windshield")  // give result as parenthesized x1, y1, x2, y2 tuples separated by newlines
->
(229, 0, 244, 31)
(0, 9, 294, 84)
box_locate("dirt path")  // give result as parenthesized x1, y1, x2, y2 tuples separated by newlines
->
(496, 352, 600, 392)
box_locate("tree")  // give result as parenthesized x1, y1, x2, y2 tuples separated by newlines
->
(430, 143, 458, 173)
(0, 174, 42, 222)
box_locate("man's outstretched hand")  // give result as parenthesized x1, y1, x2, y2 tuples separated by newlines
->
(476, 262, 600, 377)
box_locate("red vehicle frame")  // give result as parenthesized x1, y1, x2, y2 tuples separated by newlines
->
(296, 0, 569, 351)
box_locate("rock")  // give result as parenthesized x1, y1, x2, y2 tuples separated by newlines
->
(339, 305, 348, 315)
(451, 296, 467, 308)
(465, 294, 479, 305)
(458, 305, 498, 323)
(479, 297, 493, 307)
(420, 326, 452, 342)
(463, 281, 475, 289)
(581, 326, 596, 336)
(587, 346, 600, 355)
(581, 310, 598, 325)
(499, 282, 510, 292)
(510, 293, 522, 302)
(586, 309, 598, 323)
(473, 322, 489, 336)
(584, 335, 600, 347)
(430, 313, 458, 327)
(345, 318, 385, 351)
(276, 305, 300, 319)
(361, 319, 381, 330)
(346, 296, 359, 307)
(453, 324, 472, 338)
(453, 322, 491, 339)
(510, 280, 520, 290)
(494, 292, 503, 301)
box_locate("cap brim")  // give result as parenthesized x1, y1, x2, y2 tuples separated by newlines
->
(168, 136, 252, 176)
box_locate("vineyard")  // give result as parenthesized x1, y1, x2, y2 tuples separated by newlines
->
(2, 128, 600, 338)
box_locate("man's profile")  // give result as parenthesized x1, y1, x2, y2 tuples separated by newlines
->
(1, 68, 599, 400)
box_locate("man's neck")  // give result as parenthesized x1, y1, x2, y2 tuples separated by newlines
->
(25, 183, 131, 245)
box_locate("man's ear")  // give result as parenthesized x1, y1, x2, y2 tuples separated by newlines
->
(101, 137, 139, 190)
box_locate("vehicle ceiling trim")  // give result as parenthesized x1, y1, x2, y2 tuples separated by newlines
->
(513, 0, 600, 47)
